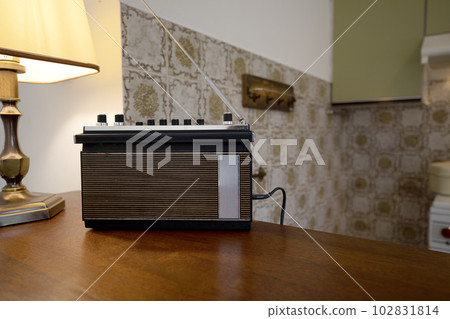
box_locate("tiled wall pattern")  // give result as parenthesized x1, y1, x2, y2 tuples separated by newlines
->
(341, 77, 450, 247)
(121, 3, 450, 247)
(120, 3, 348, 234)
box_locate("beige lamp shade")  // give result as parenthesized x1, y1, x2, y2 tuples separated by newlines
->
(0, 0, 99, 83)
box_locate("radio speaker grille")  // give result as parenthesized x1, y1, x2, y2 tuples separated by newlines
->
(81, 152, 251, 220)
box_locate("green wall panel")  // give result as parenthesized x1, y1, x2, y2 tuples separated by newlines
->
(332, 0, 424, 103)
(426, 0, 450, 35)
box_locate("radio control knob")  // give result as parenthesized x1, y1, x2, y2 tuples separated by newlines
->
(136, 121, 143, 126)
(184, 119, 192, 125)
(160, 119, 167, 125)
(171, 119, 179, 125)
(223, 113, 233, 125)
(197, 119, 204, 125)
(114, 114, 124, 126)
(96, 114, 107, 126)
(147, 119, 155, 125)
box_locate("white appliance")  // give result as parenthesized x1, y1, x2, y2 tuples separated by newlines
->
(429, 195, 450, 253)
(429, 162, 450, 253)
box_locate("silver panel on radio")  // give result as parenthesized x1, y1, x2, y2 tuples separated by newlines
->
(218, 155, 240, 219)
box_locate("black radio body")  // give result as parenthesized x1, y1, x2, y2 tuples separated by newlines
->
(74, 123, 253, 230)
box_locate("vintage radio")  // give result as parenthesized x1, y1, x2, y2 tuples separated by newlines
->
(74, 115, 253, 230)
(74, 3, 261, 230)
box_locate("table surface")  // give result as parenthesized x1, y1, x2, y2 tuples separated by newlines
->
(1, 191, 449, 301)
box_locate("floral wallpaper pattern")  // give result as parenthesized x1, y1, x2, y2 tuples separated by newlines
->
(341, 76, 450, 248)
(121, 3, 347, 236)
(121, 3, 450, 247)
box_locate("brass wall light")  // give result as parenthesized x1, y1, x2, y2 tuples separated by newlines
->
(242, 74, 295, 112)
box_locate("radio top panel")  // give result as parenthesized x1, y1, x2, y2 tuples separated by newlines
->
(74, 113, 254, 146)
(82, 113, 251, 132)
(83, 124, 251, 132)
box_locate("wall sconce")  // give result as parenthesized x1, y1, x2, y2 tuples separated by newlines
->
(242, 74, 295, 112)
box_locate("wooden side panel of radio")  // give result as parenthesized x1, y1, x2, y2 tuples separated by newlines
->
(81, 152, 251, 221)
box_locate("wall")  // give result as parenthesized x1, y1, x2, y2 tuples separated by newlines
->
(121, 1, 450, 246)
(340, 76, 450, 248)
(0, 0, 334, 194)
(121, 0, 333, 82)
(2, 0, 442, 248)
(0, 0, 123, 193)
(121, 3, 347, 233)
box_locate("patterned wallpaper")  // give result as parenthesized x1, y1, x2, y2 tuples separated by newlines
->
(120, 3, 348, 235)
(121, 3, 450, 247)
(340, 77, 450, 248)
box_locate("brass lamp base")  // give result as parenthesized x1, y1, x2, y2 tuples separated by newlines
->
(0, 58, 65, 227)
(0, 190, 65, 227)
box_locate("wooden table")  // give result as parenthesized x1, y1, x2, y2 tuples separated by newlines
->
(1, 191, 449, 301)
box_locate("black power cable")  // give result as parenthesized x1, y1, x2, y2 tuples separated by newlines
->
(252, 187, 286, 225)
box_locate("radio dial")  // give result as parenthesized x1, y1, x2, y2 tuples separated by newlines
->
(114, 114, 124, 126)
(223, 113, 233, 125)
(96, 114, 107, 126)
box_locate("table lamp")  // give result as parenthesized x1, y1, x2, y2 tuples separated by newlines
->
(0, 0, 99, 226)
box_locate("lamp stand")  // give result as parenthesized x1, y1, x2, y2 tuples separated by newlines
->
(0, 58, 64, 227)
